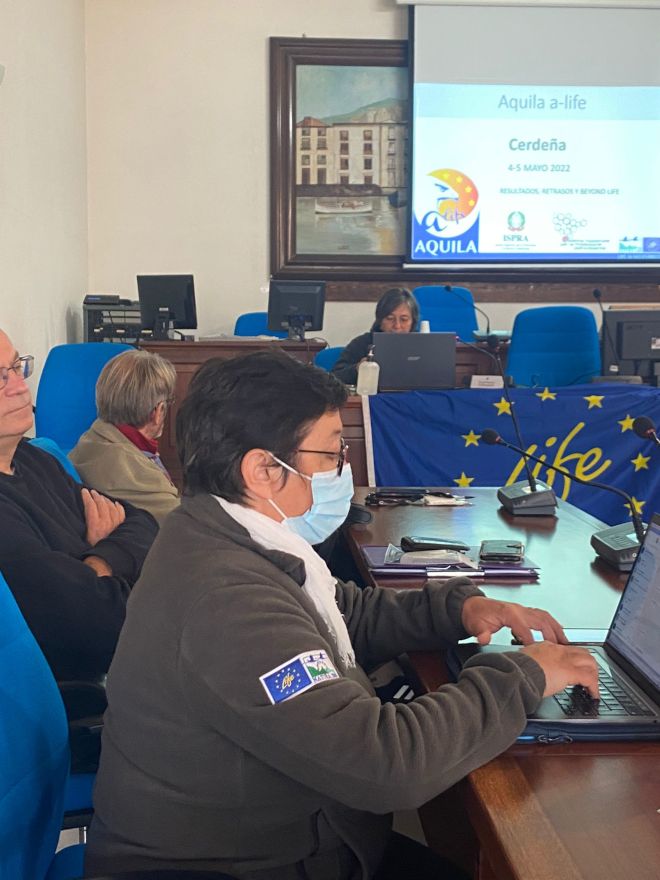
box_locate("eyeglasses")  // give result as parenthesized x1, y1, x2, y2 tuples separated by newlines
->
(295, 437, 349, 477)
(0, 355, 34, 389)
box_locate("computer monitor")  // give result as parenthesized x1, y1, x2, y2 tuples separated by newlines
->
(267, 280, 325, 341)
(602, 309, 660, 383)
(137, 274, 197, 340)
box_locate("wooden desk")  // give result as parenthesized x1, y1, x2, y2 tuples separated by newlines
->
(348, 488, 660, 880)
(141, 340, 496, 489)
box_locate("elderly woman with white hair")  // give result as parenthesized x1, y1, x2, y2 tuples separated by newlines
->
(70, 348, 179, 525)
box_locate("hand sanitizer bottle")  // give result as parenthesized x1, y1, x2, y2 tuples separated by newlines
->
(356, 345, 380, 395)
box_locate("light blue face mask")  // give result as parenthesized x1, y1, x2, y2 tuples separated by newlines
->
(269, 456, 354, 545)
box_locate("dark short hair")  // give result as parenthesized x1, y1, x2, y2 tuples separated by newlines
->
(373, 287, 420, 331)
(176, 350, 348, 500)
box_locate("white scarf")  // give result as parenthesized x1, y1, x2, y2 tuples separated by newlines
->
(214, 496, 355, 669)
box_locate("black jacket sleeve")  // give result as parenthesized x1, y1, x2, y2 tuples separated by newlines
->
(0, 445, 158, 680)
(331, 332, 373, 385)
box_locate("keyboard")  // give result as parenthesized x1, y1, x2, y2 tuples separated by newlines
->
(553, 665, 654, 717)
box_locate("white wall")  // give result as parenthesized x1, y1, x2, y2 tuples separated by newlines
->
(0, 0, 88, 373)
(84, 0, 410, 344)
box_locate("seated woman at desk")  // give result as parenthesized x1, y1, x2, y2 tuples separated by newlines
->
(85, 350, 598, 880)
(332, 287, 419, 385)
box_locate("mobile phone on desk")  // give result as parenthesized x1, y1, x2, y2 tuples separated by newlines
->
(479, 539, 525, 563)
(401, 535, 470, 552)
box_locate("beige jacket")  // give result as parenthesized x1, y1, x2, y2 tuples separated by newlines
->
(70, 419, 179, 525)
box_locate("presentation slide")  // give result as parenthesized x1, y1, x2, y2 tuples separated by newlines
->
(410, 83, 660, 265)
(408, 4, 660, 270)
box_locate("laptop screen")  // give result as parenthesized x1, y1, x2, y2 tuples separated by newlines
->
(373, 332, 456, 391)
(607, 514, 660, 690)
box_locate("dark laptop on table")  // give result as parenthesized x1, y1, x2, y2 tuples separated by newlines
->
(448, 513, 660, 742)
(373, 332, 456, 391)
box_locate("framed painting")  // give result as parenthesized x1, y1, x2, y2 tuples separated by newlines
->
(270, 37, 409, 280)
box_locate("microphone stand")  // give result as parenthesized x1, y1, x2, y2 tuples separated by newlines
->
(464, 341, 557, 516)
(483, 430, 644, 571)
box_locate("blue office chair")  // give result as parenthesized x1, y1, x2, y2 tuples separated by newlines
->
(0, 570, 239, 880)
(233, 312, 287, 338)
(29, 437, 82, 482)
(506, 306, 601, 387)
(35, 343, 133, 454)
(413, 285, 479, 342)
(314, 346, 343, 372)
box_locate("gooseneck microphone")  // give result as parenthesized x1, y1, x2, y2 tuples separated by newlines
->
(472, 346, 557, 515)
(593, 288, 620, 375)
(633, 416, 660, 447)
(481, 427, 645, 570)
(444, 284, 491, 336)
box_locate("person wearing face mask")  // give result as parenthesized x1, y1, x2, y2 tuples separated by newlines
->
(331, 287, 419, 386)
(70, 349, 180, 526)
(85, 350, 598, 880)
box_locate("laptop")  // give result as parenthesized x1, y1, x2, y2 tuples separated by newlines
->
(447, 513, 660, 742)
(373, 332, 456, 391)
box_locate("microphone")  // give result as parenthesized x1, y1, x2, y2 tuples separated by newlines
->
(444, 285, 491, 336)
(481, 427, 645, 570)
(474, 345, 557, 516)
(593, 288, 620, 375)
(633, 416, 660, 447)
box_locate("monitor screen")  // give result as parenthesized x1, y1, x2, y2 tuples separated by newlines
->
(137, 274, 197, 339)
(267, 280, 325, 340)
(607, 515, 660, 693)
(408, 4, 660, 276)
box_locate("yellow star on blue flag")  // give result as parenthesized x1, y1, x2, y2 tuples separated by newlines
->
(631, 452, 650, 472)
(618, 414, 635, 432)
(535, 387, 557, 401)
(454, 472, 474, 487)
(625, 497, 646, 516)
(461, 430, 480, 447)
(583, 394, 604, 409)
(493, 397, 512, 416)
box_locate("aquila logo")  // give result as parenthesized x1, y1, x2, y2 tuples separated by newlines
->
(414, 169, 479, 239)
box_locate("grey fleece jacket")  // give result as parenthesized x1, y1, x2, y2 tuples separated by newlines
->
(85, 493, 545, 879)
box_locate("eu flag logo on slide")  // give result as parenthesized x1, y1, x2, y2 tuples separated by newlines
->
(260, 650, 339, 705)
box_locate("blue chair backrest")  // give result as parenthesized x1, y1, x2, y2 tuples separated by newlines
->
(35, 343, 133, 454)
(0, 572, 70, 879)
(29, 437, 82, 482)
(413, 285, 479, 341)
(234, 312, 287, 339)
(506, 306, 601, 387)
(314, 346, 343, 372)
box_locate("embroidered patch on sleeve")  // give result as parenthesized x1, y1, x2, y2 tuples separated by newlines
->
(259, 650, 339, 705)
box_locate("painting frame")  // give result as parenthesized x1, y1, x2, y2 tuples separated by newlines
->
(270, 37, 409, 282)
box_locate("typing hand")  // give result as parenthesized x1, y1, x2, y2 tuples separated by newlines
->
(461, 596, 568, 646)
(82, 488, 126, 546)
(521, 642, 600, 699)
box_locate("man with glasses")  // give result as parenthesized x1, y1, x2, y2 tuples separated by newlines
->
(0, 329, 158, 683)
(86, 350, 597, 880)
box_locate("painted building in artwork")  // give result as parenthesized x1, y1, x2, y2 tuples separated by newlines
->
(295, 101, 407, 191)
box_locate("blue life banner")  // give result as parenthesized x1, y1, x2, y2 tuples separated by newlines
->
(368, 384, 660, 526)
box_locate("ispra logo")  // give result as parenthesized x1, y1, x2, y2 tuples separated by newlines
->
(413, 168, 480, 258)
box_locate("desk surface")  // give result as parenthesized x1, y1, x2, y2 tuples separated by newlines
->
(348, 488, 660, 880)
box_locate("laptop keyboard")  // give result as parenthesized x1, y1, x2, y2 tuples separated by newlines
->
(553, 664, 654, 717)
